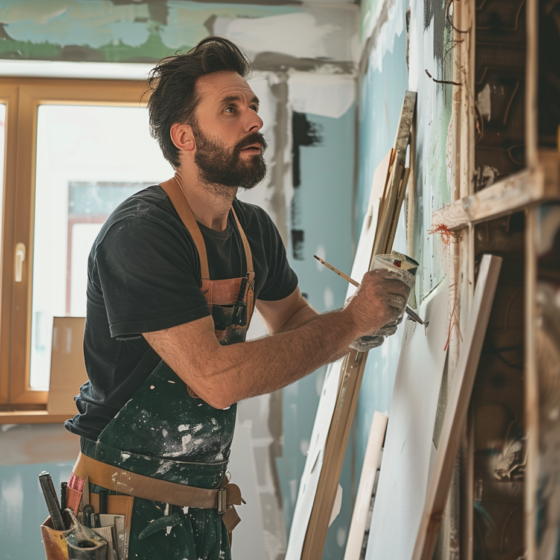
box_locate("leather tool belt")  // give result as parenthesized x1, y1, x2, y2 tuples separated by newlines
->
(73, 452, 244, 532)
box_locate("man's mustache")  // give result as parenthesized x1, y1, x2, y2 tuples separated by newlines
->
(235, 133, 268, 154)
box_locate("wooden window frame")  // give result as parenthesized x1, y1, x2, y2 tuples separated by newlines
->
(0, 77, 148, 421)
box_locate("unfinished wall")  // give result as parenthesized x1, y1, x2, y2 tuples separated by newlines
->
(0, 1, 358, 559)
(354, 0, 453, 504)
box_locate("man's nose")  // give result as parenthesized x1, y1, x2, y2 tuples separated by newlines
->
(246, 110, 263, 133)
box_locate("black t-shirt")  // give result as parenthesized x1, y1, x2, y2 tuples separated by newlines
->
(65, 186, 298, 441)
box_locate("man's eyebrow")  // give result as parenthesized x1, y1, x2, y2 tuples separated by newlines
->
(220, 94, 260, 106)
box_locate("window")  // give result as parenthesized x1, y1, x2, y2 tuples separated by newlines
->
(0, 78, 172, 414)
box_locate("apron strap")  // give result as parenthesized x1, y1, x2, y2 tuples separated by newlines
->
(160, 176, 254, 285)
(231, 208, 255, 283)
(160, 176, 210, 281)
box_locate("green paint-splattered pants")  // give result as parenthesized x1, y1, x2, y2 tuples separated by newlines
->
(122, 494, 231, 560)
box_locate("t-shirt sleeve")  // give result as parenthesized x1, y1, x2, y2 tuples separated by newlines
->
(257, 211, 298, 301)
(93, 217, 210, 338)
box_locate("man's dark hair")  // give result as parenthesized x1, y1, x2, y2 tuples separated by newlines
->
(146, 37, 251, 168)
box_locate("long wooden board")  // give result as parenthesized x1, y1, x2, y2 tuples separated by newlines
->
(411, 254, 503, 560)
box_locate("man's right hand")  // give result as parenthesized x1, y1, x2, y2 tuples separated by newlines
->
(342, 269, 411, 337)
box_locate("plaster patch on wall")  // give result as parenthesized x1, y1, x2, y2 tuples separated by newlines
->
(216, 13, 328, 59)
(162, 1, 298, 51)
(289, 72, 356, 119)
(366, 0, 405, 74)
(361, 0, 386, 42)
(214, 5, 359, 64)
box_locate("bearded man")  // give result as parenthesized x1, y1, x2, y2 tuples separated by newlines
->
(64, 37, 410, 560)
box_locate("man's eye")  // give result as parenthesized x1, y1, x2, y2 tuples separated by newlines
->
(250, 105, 259, 113)
(225, 106, 235, 113)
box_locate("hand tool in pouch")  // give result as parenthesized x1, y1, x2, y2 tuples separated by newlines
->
(61, 482, 68, 512)
(82, 476, 94, 529)
(39, 471, 66, 531)
(65, 509, 108, 560)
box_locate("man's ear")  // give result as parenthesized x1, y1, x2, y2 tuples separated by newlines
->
(170, 123, 195, 153)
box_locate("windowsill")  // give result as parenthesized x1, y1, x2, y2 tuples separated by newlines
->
(0, 410, 70, 425)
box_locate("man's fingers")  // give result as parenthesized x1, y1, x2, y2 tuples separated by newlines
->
(386, 284, 411, 297)
(386, 295, 406, 309)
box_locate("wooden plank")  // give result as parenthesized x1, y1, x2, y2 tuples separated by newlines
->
(432, 152, 560, 231)
(411, 254, 502, 560)
(386, 167, 410, 251)
(343, 412, 387, 560)
(47, 317, 88, 414)
(373, 163, 403, 255)
(526, 0, 538, 171)
(433, 169, 538, 230)
(525, 207, 538, 560)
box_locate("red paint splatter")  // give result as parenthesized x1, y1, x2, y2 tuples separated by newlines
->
(429, 223, 453, 245)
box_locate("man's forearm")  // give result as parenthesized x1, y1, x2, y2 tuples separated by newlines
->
(276, 305, 351, 363)
(199, 308, 359, 407)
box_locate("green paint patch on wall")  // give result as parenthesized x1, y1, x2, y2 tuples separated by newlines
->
(0, 0, 301, 63)
(360, 0, 382, 42)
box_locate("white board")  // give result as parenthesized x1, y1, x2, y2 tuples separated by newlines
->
(365, 278, 449, 560)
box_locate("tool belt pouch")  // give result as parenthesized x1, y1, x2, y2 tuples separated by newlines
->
(41, 512, 74, 560)
(89, 493, 134, 560)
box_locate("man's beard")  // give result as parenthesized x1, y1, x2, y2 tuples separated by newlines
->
(192, 123, 268, 191)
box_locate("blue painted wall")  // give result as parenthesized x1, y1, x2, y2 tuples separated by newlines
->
(0, 461, 74, 560)
(280, 106, 355, 557)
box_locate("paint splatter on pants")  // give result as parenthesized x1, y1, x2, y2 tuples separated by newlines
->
(125, 494, 231, 560)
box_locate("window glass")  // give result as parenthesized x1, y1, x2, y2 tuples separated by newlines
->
(30, 105, 172, 389)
